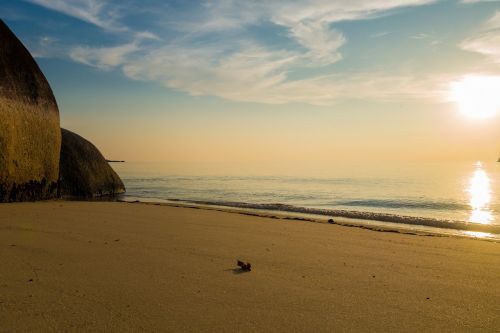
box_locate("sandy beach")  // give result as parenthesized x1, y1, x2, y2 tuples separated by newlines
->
(0, 201, 499, 332)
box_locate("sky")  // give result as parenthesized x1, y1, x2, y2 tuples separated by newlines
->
(2, 0, 500, 171)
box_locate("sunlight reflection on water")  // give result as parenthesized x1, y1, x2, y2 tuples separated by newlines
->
(115, 161, 500, 227)
(468, 162, 493, 224)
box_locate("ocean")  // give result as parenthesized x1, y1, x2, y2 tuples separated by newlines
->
(113, 161, 500, 240)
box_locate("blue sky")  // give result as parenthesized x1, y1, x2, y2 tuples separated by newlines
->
(2, 0, 500, 165)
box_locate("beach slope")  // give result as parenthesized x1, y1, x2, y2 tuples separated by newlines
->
(0, 202, 498, 332)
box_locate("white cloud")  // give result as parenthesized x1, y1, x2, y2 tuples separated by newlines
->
(70, 42, 139, 69)
(30, 36, 59, 58)
(180, 0, 438, 67)
(134, 31, 160, 41)
(175, 1, 263, 33)
(461, 33, 500, 63)
(287, 21, 345, 65)
(121, 42, 300, 103)
(460, 11, 500, 65)
(25, 0, 125, 31)
(411, 33, 430, 39)
(37, 0, 444, 105)
(461, 0, 500, 3)
(117, 41, 444, 105)
(269, 0, 437, 24)
(371, 31, 391, 38)
(484, 11, 500, 30)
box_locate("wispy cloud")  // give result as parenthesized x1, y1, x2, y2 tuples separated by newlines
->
(484, 11, 500, 30)
(460, 11, 500, 64)
(411, 33, 430, 39)
(70, 42, 139, 69)
(29, 36, 60, 58)
(73, 40, 446, 105)
(371, 31, 391, 38)
(25, 0, 126, 31)
(461, 33, 500, 63)
(461, 0, 500, 3)
(287, 21, 345, 65)
(176, 0, 438, 67)
(30, 0, 445, 105)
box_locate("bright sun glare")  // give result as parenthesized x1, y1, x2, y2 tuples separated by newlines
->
(449, 75, 500, 119)
(468, 161, 493, 224)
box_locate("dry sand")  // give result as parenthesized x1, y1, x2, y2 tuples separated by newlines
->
(0, 201, 499, 332)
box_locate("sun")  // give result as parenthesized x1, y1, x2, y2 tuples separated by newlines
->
(449, 75, 500, 119)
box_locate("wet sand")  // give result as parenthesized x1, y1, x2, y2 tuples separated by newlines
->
(0, 201, 499, 332)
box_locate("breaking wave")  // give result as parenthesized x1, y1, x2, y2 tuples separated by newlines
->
(167, 198, 500, 234)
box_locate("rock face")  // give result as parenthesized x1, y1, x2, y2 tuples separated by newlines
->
(0, 20, 125, 201)
(59, 129, 125, 198)
(0, 19, 61, 202)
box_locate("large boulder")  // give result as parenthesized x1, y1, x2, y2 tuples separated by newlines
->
(59, 129, 125, 198)
(0, 19, 61, 202)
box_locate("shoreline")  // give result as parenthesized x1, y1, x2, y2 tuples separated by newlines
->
(118, 198, 500, 242)
(1, 201, 499, 332)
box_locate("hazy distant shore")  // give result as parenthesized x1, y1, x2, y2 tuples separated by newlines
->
(1, 201, 499, 332)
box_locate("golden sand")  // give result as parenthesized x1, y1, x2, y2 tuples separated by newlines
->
(0, 201, 499, 332)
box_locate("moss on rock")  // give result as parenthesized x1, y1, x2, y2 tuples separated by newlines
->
(0, 20, 61, 202)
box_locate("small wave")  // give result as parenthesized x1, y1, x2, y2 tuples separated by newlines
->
(122, 177, 166, 182)
(167, 199, 500, 234)
(337, 199, 468, 210)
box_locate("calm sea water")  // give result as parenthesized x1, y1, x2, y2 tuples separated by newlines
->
(113, 161, 500, 237)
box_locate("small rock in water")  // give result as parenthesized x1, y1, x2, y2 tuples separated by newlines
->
(328, 219, 335, 224)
